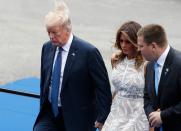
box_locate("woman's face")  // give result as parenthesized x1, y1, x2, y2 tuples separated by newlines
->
(119, 34, 137, 59)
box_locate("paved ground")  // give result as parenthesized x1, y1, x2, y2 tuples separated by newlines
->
(0, 0, 181, 84)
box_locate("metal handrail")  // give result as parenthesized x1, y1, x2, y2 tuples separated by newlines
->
(0, 87, 40, 99)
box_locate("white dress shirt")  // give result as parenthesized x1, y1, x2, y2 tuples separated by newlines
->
(156, 44, 170, 85)
(49, 33, 73, 107)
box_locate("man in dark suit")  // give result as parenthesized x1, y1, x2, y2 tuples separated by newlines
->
(137, 24, 181, 131)
(33, 1, 112, 131)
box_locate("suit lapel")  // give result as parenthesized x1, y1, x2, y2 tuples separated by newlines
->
(158, 47, 174, 96)
(43, 44, 56, 95)
(149, 62, 157, 98)
(47, 45, 56, 82)
(61, 36, 78, 91)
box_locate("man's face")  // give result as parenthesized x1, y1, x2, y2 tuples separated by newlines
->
(46, 23, 67, 46)
(138, 36, 155, 61)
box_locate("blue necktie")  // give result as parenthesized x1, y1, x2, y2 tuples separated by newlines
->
(160, 127, 163, 131)
(51, 47, 62, 117)
(154, 62, 159, 95)
(154, 62, 163, 131)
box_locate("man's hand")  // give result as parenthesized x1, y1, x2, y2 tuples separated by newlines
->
(95, 121, 103, 130)
(149, 109, 162, 127)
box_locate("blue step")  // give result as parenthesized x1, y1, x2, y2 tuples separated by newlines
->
(0, 77, 100, 130)
(0, 77, 40, 131)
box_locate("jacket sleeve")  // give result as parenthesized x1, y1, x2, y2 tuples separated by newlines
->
(160, 63, 181, 123)
(88, 47, 112, 123)
(144, 63, 154, 119)
(40, 44, 45, 107)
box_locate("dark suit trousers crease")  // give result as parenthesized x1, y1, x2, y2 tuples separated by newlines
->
(34, 101, 66, 131)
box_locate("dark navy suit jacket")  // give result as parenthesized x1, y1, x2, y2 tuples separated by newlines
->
(144, 47, 181, 131)
(34, 36, 112, 131)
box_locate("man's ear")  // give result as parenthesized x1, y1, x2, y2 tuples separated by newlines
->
(151, 42, 157, 50)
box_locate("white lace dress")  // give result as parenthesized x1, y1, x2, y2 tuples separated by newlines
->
(102, 57, 149, 131)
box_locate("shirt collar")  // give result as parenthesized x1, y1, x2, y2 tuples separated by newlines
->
(157, 44, 170, 67)
(61, 33, 73, 52)
(56, 33, 73, 52)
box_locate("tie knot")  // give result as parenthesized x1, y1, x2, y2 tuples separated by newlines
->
(154, 62, 159, 68)
(58, 47, 63, 52)
(57, 47, 64, 54)
(154, 62, 160, 67)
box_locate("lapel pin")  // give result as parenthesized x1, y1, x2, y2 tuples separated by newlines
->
(165, 68, 169, 75)
(72, 53, 75, 56)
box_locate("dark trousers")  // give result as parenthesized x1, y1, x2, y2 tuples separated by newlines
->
(34, 102, 65, 131)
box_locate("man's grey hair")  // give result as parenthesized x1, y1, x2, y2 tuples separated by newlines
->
(44, 1, 72, 32)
